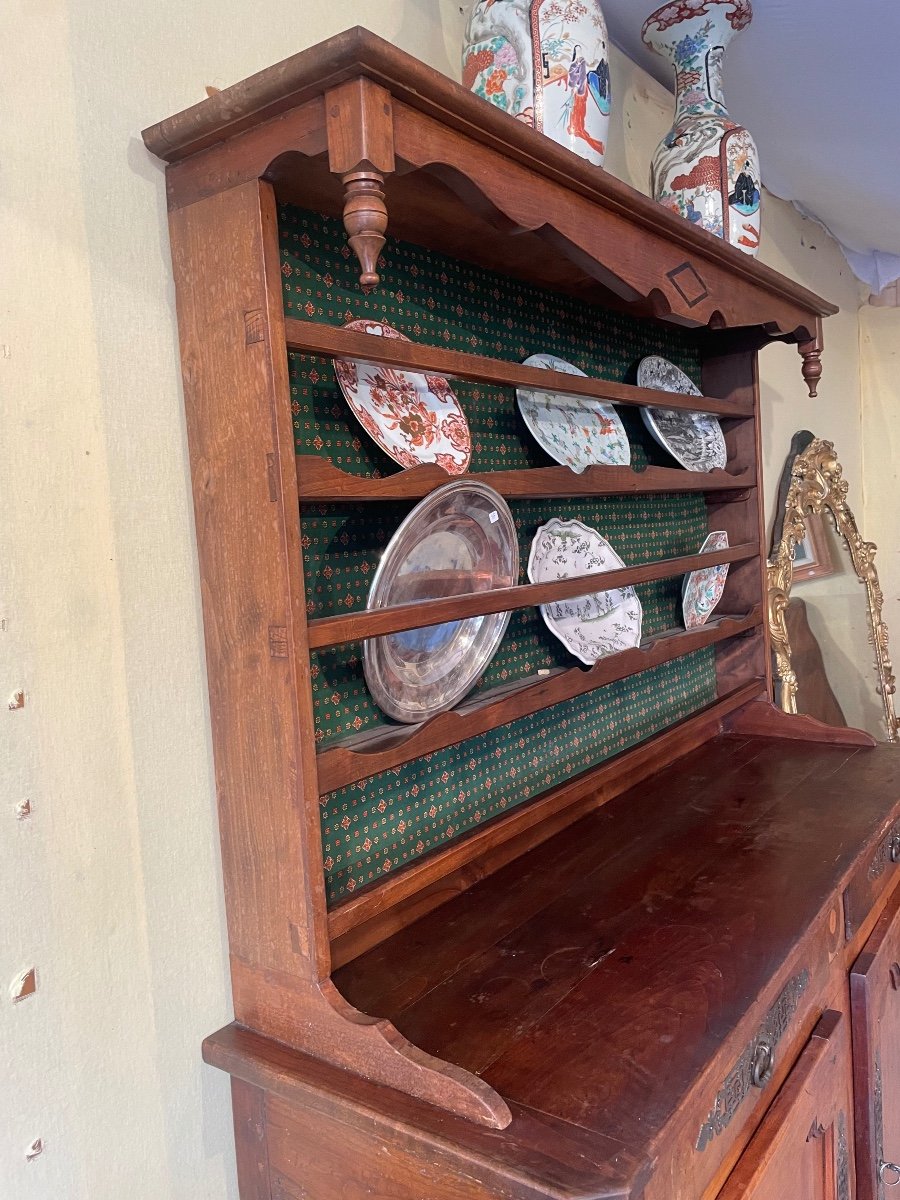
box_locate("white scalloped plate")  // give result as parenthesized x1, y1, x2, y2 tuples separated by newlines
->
(527, 518, 643, 665)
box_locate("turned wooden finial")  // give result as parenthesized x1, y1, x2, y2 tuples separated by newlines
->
(798, 320, 824, 397)
(798, 340, 822, 397)
(325, 78, 396, 293)
(341, 169, 387, 293)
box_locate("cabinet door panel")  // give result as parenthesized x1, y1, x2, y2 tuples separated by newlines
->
(851, 888, 900, 1200)
(718, 1009, 854, 1200)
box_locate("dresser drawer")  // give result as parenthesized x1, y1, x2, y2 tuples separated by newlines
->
(844, 819, 900, 940)
(644, 906, 844, 1200)
(851, 887, 900, 1200)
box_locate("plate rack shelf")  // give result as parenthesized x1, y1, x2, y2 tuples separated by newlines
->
(288, 314, 764, 957)
(140, 27, 872, 1200)
(295, 455, 756, 501)
(316, 608, 763, 790)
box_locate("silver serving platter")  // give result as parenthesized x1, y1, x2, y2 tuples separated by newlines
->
(363, 482, 519, 723)
(637, 355, 727, 473)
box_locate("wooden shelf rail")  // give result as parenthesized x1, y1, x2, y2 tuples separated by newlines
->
(307, 542, 758, 650)
(295, 456, 756, 503)
(316, 607, 763, 794)
(284, 320, 754, 420)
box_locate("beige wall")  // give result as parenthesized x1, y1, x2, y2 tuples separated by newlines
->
(0, 6, 869, 1198)
(860, 306, 900, 715)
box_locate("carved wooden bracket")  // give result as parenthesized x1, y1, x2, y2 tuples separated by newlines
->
(726, 699, 876, 747)
(228, 963, 512, 1129)
(326, 78, 396, 291)
(798, 319, 824, 397)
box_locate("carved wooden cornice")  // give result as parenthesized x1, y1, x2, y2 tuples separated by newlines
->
(142, 26, 835, 390)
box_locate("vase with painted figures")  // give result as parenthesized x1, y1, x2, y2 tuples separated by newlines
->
(463, 0, 612, 168)
(642, 0, 761, 255)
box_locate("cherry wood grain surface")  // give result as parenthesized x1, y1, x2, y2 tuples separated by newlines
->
(334, 734, 899, 1195)
(328, 683, 763, 966)
(206, 1025, 650, 1200)
(284, 320, 753, 419)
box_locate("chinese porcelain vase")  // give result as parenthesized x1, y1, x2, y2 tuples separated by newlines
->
(463, 0, 612, 168)
(642, 0, 761, 255)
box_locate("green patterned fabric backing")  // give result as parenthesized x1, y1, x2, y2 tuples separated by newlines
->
(279, 205, 717, 905)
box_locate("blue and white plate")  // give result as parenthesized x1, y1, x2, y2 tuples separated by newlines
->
(637, 355, 727, 473)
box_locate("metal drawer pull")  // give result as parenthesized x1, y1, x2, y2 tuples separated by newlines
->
(881, 1162, 900, 1187)
(890, 832, 900, 864)
(750, 1039, 775, 1088)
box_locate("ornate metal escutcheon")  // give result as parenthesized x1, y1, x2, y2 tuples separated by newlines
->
(695, 970, 809, 1151)
(869, 825, 900, 882)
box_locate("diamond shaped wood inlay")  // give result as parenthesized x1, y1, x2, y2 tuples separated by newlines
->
(667, 262, 709, 309)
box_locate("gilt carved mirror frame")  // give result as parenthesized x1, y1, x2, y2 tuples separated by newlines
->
(768, 433, 899, 742)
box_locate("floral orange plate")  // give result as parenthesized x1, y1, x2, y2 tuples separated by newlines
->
(333, 319, 472, 473)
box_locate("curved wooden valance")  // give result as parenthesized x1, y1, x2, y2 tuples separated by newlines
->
(143, 27, 835, 392)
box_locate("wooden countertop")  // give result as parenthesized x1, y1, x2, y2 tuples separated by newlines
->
(205, 734, 899, 1198)
(330, 733, 899, 1191)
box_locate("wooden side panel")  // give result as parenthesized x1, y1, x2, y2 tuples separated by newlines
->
(702, 343, 769, 700)
(168, 179, 330, 994)
(170, 179, 512, 1131)
(232, 1080, 273, 1200)
(717, 1008, 855, 1200)
(265, 1095, 521, 1200)
(851, 888, 900, 1200)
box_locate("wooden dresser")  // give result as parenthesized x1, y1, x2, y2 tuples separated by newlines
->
(142, 28, 900, 1199)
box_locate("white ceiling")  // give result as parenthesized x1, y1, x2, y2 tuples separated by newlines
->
(602, 0, 900, 292)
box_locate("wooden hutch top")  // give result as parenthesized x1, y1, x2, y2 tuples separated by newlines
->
(144, 25, 834, 391)
(142, 27, 898, 1200)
